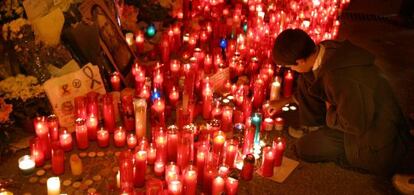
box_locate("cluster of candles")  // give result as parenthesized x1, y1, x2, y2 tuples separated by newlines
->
(18, 0, 349, 194)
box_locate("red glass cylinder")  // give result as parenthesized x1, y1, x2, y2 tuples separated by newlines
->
(110, 71, 121, 91)
(119, 151, 134, 193)
(97, 128, 109, 147)
(225, 177, 239, 195)
(51, 146, 64, 175)
(147, 143, 157, 165)
(167, 125, 179, 162)
(86, 114, 98, 141)
(133, 150, 147, 187)
(30, 137, 45, 167)
(183, 165, 197, 195)
(47, 115, 59, 141)
(212, 131, 226, 157)
(74, 96, 87, 120)
(103, 94, 116, 133)
(221, 106, 233, 132)
(86, 92, 100, 121)
(212, 176, 225, 195)
(59, 129, 73, 152)
(177, 125, 195, 170)
(283, 70, 294, 98)
(273, 137, 286, 167)
(114, 127, 126, 147)
(34, 116, 51, 159)
(155, 131, 167, 163)
(240, 154, 255, 181)
(261, 146, 275, 177)
(121, 95, 135, 131)
(127, 134, 137, 149)
(75, 118, 88, 149)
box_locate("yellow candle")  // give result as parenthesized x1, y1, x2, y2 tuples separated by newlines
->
(70, 154, 83, 176)
(47, 177, 60, 195)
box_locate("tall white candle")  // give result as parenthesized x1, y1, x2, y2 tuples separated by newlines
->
(47, 177, 60, 195)
(133, 98, 147, 139)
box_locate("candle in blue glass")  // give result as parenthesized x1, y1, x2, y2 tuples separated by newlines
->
(251, 112, 262, 146)
(219, 38, 228, 49)
(146, 23, 157, 38)
(151, 88, 161, 102)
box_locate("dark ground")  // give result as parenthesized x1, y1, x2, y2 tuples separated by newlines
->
(1, 0, 413, 194)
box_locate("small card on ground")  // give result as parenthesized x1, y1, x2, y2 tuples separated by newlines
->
(257, 156, 299, 183)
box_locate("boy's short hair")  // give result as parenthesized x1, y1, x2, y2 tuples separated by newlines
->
(272, 28, 316, 65)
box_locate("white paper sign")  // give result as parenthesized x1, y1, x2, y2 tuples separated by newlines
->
(43, 63, 106, 131)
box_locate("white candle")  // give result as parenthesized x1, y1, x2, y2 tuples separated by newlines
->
(270, 78, 281, 101)
(47, 177, 60, 195)
(133, 98, 147, 139)
(18, 155, 35, 174)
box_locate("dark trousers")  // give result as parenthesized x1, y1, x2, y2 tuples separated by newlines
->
(294, 73, 348, 165)
(400, 0, 414, 18)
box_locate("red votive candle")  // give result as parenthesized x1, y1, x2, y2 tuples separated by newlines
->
(212, 131, 226, 156)
(273, 137, 286, 167)
(240, 154, 255, 181)
(34, 116, 50, 159)
(154, 160, 165, 177)
(59, 129, 72, 152)
(51, 146, 64, 175)
(221, 106, 233, 132)
(165, 162, 180, 183)
(47, 115, 59, 141)
(114, 127, 126, 147)
(97, 128, 109, 147)
(212, 176, 225, 195)
(133, 150, 147, 187)
(86, 114, 98, 141)
(225, 177, 239, 195)
(167, 125, 179, 162)
(75, 118, 88, 149)
(110, 71, 121, 91)
(261, 146, 275, 177)
(127, 134, 137, 149)
(224, 141, 238, 168)
(274, 117, 284, 131)
(155, 132, 167, 163)
(30, 137, 45, 167)
(183, 165, 197, 195)
(168, 180, 183, 195)
(147, 143, 157, 165)
(168, 86, 179, 107)
(74, 96, 87, 120)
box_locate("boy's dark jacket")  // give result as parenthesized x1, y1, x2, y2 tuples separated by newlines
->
(305, 40, 411, 175)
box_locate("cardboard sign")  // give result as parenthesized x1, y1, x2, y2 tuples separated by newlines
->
(210, 67, 230, 92)
(43, 63, 106, 131)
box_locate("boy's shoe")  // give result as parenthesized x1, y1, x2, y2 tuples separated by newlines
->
(288, 125, 323, 139)
(392, 174, 414, 194)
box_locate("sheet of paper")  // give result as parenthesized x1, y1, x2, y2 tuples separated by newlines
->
(23, 0, 54, 21)
(257, 157, 299, 183)
(32, 8, 65, 46)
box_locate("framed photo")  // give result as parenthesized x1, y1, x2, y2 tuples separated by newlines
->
(79, 0, 136, 83)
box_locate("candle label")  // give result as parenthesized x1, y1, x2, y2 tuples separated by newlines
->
(210, 67, 230, 92)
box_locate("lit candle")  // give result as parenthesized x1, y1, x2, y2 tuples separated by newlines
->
(51, 147, 64, 175)
(69, 154, 83, 176)
(177, 124, 195, 169)
(127, 134, 137, 149)
(75, 118, 88, 149)
(125, 32, 134, 46)
(135, 31, 145, 52)
(74, 96, 87, 120)
(34, 116, 51, 159)
(283, 70, 294, 98)
(225, 177, 239, 195)
(18, 155, 35, 175)
(116, 171, 120, 188)
(97, 128, 109, 147)
(30, 137, 44, 167)
(270, 77, 281, 101)
(86, 114, 98, 141)
(196, 144, 208, 184)
(167, 125, 179, 162)
(119, 151, 134, 193)
(59, 129, 72, 151)
(274, 117, 284, 131)
(202, 78, 213, 120)
(133, 98, 147, 139)
(183, 165, 197, 195)
(168, 180, 183, 195)
(114, 127, 126, 147)
(212, 176, 225, 195)
(218, 165, 230, 178)
(273, 137, 286, 167)
(251, 112, 262, 146)
(110, 71, 121, 91)
(47, 115, 59, 141)
(224, 141, 238, 168)
(47, 177, 60, 195)
(165, 162, 180, 183)
(147, 143, 157, 165)
(155, 132, 167, 163)
(252, 78, 265, 109)
(212, 131, 226, 156)
(261, 146, 275, 177)
(154, 160, 165, 177)
(168, 86, 179, 106)
(221, 106, 233, 132)
(133, 150, 147, 187)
